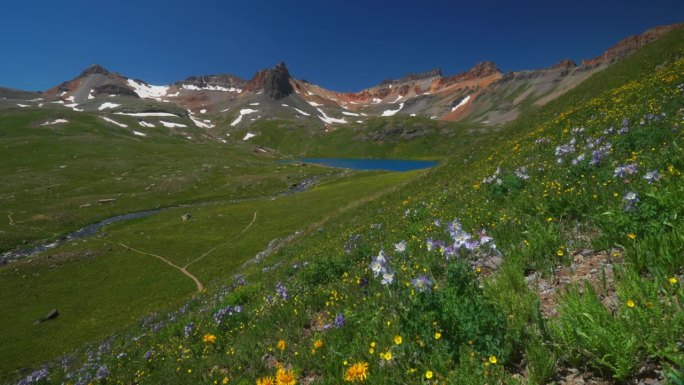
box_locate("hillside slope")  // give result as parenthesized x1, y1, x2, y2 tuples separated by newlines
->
(6, 26, 683, 385)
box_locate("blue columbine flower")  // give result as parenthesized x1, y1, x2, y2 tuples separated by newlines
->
(394, 240, 407, 253)
(412, 275, 433, 293)
(335, 313, 345, 328)
(381, 269, 394, 285)
(623, 191, 639, 211)
(643, 170, 662, 184)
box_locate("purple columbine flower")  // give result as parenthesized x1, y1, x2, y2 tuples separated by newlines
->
(183, 322, 195, 338)
(614, 163, 638, 178)
(515, 166, 530, 180)
(369, 251, 387, 277)
(143, 349, 154, 361)
(412, 275, 433, 293)
(17, 368, 49, 385)
(643, 170, 662, 184)
(464, 239, 479, 251)
(623, 191, 639, 211)
(479, 229, 493, 244)
(426, 238, 435, 252)
(571, 153, 586, 166)
(276, 282, 289, 301)
(334, 313, 345, 328)
(95, 365, 110, 381)
(381, 269, 394, 285)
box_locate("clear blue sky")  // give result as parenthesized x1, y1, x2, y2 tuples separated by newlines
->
(0, 0, 681, 92)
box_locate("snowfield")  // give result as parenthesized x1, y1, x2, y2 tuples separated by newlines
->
(451, 95, 471, 111)
(381, 103, 404, 117)
(231, 109, 258, 126)
(101, 117, 128, 128)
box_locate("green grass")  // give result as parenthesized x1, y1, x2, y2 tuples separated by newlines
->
(0, 108, 337, 252)
(0, 170, 417, 375)
(3, 27, 684, 385)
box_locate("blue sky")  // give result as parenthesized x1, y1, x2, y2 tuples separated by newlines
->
(0, 0, 682, 92)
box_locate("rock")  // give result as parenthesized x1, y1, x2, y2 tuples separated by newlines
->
(483, 255, 503, 270)
(181, 213, 192, 221)
(245, 62, 294, 99)
(34, 309, 59, 324)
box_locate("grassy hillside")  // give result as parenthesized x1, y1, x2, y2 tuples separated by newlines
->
(227, 116, 495, 159)
(0, 109, 336, 252)
(4, 28, 684, 385)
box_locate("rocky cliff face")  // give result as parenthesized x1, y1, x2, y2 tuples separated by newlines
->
(582, 23, 682, 66)
(175, 74, 246, 89)
(245, 62, 294, 99)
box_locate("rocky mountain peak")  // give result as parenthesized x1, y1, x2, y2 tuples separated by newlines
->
(246, 61, 294, 99)
(80, 64, 110, 77)
(379, 68, 443, 85)
(467, 61, 501, 77)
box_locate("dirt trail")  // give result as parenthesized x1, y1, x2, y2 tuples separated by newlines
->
(118, 242, 204, 292)
(183, 211, 258, 269)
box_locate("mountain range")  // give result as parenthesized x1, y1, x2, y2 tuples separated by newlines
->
(0, 24, 680, 136)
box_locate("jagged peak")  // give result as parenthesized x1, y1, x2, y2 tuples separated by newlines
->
(246, 61, 294, 99)
(467, 61, 501, 77)
(379, 68, 443, 85)
(79, 64, 110, 77)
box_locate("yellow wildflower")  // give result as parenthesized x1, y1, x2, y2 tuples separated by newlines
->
(626, 299, 636, 308)
(313, 339, 323, 349)
(627, 233, 637, 240)
(381, 351, 392, 361)
(203, 334, 217, 344)
(669, 277, 678, 285)
(434, 332, 442, 340)
(489, 355, 498, 364)
(277, 339, 286, 351)
(344, 361, 369, 383)
(276, 367, 296, 385)
(393, 335, 402, 345)
(425, 370, 433, 379)
(256, 376, 275, 385)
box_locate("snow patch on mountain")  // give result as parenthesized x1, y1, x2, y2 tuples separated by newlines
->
(101, 117, 128, 128)
(160, 121, 187, 128)
(231, 109, 258, 126)
(182, 84, 241, 92)
(307, 101, 322, 107)
(138, 121, 155, 128)
(243, 133, 256, 140)
(98, 102, 120, 110)
(451, 95, 471, 111)
(294, 108, 310, 116)
(127, 79, 169, 100)
(342, 111, 360, 117)
(115, 112, 179, 117)
(316, 108, 347, 124)
(41, 119, 69, 126)
(133, 130, 147, 137)
(381, 103, 404, 117)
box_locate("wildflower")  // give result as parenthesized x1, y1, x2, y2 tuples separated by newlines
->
(143, 349, 154, 360)
(203, 333, 217, 344)
(643, 170, 662, 184)
(425, 370, 434, 379)
(183, 322, 195, 338)
(314, 339, 324, 349)
(489, 355, 498, 364)
(17, 368, 49, 385)
(276, 367, 296, 385)
(669, 277, 678, 285)
(277, 339, 286, 351)
(369, 251, 387, 277)
(257, 376, 276, 385)
(394, 335, 403, 345)
(614, 163, 638, 178)
(556, 248, 564, 257)
(214, 305, 242, 324)
(434, 332, 442, 340)
(95, 365, 110, 381)
(334, 313, 346, 328)
(394, 240, 407, 253)
(623, 191, 639, 211)
(381, 269, 394, 286)
(412, 275, 432, 293)
(276, 282, 289, 301)
(426, 238, 435, 251)
(626, 299, 636, 308)
(222, 377, 229, 384)
(515, 166, 530, 180)
(344, 361, 369, 382)
(381, 351, 392, 361)
(627, 233, 637, 240)
(479, 229, 493, 244)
